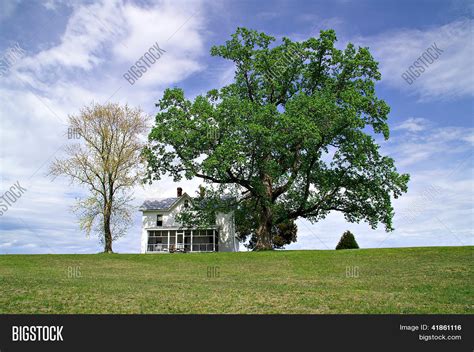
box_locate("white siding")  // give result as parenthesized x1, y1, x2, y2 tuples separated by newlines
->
(216, 212, 237, 252)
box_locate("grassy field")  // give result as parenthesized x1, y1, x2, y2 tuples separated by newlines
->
(0, 246, 472, 314)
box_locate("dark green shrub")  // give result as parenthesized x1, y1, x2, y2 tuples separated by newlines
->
(335, 230, 359, 250)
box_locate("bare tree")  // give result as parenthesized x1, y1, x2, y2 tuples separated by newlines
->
(50, 102, 148, 253)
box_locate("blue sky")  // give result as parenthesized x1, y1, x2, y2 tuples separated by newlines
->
(0, 0, 472, 254)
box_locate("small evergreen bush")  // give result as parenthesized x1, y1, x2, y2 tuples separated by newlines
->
(335, 231, 359, 250)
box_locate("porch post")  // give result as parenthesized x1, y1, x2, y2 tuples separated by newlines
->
(167, 230, 170, 251)
(190, 230, 193, 252)
(213, 229, 215, 252)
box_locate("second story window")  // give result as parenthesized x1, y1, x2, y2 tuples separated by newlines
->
(156, 214, 163, 226)
(184, 200, 189, 208)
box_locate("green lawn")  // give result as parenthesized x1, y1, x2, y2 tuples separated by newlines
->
(0, 246, 472, 314)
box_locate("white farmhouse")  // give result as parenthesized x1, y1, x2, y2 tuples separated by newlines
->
(139, 187, 238, 253)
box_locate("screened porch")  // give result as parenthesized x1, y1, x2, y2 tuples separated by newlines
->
(146, 229, 218, 253)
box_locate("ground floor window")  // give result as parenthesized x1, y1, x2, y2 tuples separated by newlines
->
(147, 229, 217, 252)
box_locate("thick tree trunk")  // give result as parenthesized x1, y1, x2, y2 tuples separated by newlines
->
(254, 171, 274, 250)
(254, 205, 273, 250)
(103, 203, 113, 253)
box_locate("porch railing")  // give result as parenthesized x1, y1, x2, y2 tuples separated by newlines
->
(147, 243, 214, 253)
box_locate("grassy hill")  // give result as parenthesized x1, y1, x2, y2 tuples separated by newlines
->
(0, 246, 472, 314)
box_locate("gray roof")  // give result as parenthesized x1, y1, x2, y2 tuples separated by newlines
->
(139, 193, 235, 212)
(139, 197, 180, 211)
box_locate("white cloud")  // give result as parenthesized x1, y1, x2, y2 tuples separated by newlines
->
(355, 18, 473, 101)
(12, 0, 205, 88)
(393, 117, 431, 133)
(386, 118, 474, 168)
(20, 0, 127, 73)
(113, 1, 205, 86)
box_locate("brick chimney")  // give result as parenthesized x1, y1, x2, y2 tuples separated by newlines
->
(177, 187, 183, 197)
